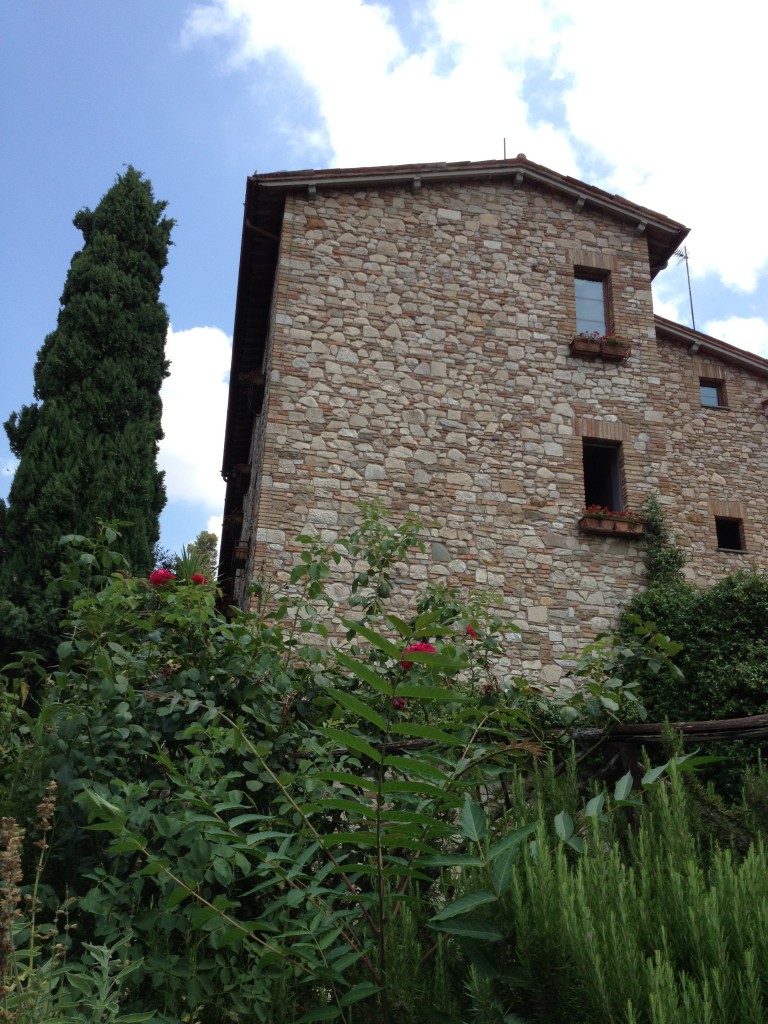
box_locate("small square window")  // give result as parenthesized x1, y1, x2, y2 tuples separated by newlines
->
(715, 517, 745, 551)
(700, 379, 726, 407)
(583, 440, 624, 511)
(575, 274, 608, 336)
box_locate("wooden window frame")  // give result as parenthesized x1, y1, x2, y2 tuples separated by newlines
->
(575, 269, 613, 337)
(700, 378, 728, 409)
(582, 439, 626, 512)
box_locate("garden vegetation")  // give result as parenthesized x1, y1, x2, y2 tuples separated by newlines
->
(1, 506, 767, 1023)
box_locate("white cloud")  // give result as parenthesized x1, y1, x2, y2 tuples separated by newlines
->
(652, 293, 685, 324)
(547, 0, 768, 293)
(183, 0, 768, 301)
(206, 512, 223, 539)
(704, 316, 768, 359)
(159, 324, 231, 509)
(181, 0, 579, 171)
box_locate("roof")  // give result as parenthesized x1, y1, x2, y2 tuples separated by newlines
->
(655, 316, 768, 377)
(250, 155, 689, 277)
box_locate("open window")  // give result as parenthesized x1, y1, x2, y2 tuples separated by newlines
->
(583, 440, 624, 511)
(715, 517, 745, 551)
(575, 273, 610, 336)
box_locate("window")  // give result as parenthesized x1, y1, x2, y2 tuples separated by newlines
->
(583, 440, 624, 511)
(575, 274, 608, 335)
(715, 517, 745, 551)
(700, 378, 726, 408)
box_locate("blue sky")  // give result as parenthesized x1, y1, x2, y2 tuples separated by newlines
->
(2, 0, 766, 557)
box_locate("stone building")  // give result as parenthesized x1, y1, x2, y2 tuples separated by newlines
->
(219, 156, 768, 681)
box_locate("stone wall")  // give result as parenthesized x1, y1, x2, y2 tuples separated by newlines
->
(238, 177, 768, 681)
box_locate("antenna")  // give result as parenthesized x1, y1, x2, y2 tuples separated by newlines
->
(503, 137, 506, 160)
(674, 246, 696, 331)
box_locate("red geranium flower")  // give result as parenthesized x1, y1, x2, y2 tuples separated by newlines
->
(465, 624, 479, 639)
(149, 568, 176, 587)
(401, 641, 436, 669)
(191, 574, 208, 585)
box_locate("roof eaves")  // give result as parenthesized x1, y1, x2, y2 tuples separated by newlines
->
(250, 156, 689, 275)
(655, 315, 768, 378)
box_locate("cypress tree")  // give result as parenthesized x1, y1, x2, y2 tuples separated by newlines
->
(0, 167, 174, 661)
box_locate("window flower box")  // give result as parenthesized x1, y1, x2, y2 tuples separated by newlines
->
(599, 335, 632, 361)
(578, 506, 644, 538)
(570, 332, 631, 361)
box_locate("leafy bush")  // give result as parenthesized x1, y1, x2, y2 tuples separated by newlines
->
(2, 508, 766, 1022)
(621, 499, 768, 795)
(626, 571, 768, 724)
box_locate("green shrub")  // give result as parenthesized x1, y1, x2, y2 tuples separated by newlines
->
(3, 509, 765, 1022)
(621, 498, 768, 795)
(506, 767, 768, 1024)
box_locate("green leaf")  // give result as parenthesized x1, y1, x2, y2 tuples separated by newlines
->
(338, 982, 381, 1007)
(191, 906, 219, 929)
(396, 684, 468, 702)
(82, 789, 125, 823)
(641, 762, 670, 786)
(487, 823, 538, 860)
(430, 918, 504, 941)
(492, 849, 518, 895)
(382, 755, 453, 781)
(316, 832, 378, 847)
(340, 618, 402, 659)
(419, 854, 485, 868)
(459, 799, 487, 842)
(385, 613, 415, 638)
(314, 770, 380, 790)
(380, 779, 453, 800)
(165, 886, 191, 910)
(554, 810, 574, 841)
(583, 793, 606, 818)
(599, 695, 620, 711)
(431, 890, 497, 921)
(400, 650, 468, 670)
(414, 607, 451, 631)
(613, 772, 634, 801)
(380, 809, 452, 827)
(329, 688, 388, 732)
(387, 724, 462, 744)
(675, 754, 727, 771)
(318, 727, 382, 764)
(312, 797, 373, 819)
(335, 651, 394, 696)
(137, 860, 167, 877)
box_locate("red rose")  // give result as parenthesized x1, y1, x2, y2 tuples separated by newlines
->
(191, 574, 208, 585)
(149, 568, 176, 587)
(401, 641, 436, 669)
(465, 624, 479, 639)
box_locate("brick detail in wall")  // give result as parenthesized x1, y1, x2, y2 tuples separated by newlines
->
(577, 418, 632, 442)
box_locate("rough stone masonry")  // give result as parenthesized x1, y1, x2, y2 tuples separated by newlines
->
(224, 162, 768, 684)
